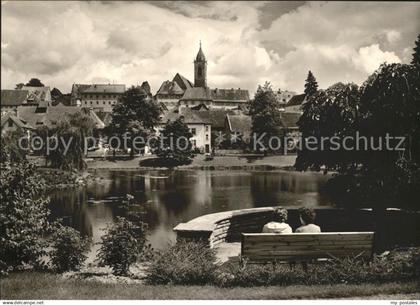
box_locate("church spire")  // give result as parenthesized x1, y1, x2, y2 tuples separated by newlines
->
(196, 41, 206, 62)
(194, 41, 207, 87)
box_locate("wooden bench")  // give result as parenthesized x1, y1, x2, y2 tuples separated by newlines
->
(241, 232, 375, 263)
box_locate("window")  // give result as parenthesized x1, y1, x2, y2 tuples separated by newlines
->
(206, 134, 209, 141)
(109, 101, 112, 104)
(96, 101, 99, 105)
(191, 128, 196, 135)
(205, 126, 209, 132)
(103, 101, 106, 105)
(8, 119, 13, 127)
(197, 66, 202, 77)
(90, 101, 93, 105)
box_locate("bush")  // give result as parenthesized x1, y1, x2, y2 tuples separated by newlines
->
(0, 161, 50, 275)
(97, 217, 148, 276)
(145, 240, 217, 285)
(216, 260, 307, 287)
(50, 226, 90, 272)
(216, 248, 420, 287)
(154, 118, 194, 166)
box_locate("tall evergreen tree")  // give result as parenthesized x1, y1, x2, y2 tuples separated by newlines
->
(411, 34, 420, 66)
(304, 71, 318, 97)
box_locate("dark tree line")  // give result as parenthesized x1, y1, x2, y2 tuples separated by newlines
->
(296, 35, 420, 209)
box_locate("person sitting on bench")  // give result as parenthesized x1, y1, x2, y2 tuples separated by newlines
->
(295, 207, 321, 233)
(262, 207, 292, 233)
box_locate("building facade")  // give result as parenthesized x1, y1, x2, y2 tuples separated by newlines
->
(71, 84, 126, 112)
(155, 73, 193, 110)
(157, 109, 212, 153)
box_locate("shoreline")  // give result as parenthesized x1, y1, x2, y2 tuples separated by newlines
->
(86, 154, 298, 171)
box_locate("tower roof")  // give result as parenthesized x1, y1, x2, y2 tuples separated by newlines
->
(195, 42, 206, 61)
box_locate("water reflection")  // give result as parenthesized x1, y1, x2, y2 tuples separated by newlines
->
(49, 169, 332, 259)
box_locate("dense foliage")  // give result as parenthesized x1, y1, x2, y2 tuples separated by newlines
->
(1, 129, 28, 163)
(296, 82, 361, 173)
(155, 117, 194, 166)
(25, 78, 44, 87)
(145, 240, 419, 287)
(97, 217, 148, 275)
(50, 225, 90, 272)
(411, 34, 420, 66)
(248, 82, 284, 151)
(145, 240, 217, 285)
(107, 86, 161, 156)
(44, 111, 96, 171)
(0, 159, 50, 274)
(217, 248, 420, 287)
(296, 36, 420, 209)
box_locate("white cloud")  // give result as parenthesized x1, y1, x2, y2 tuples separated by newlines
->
(354, 44, 401, 73)
(1, 1, 419, 95)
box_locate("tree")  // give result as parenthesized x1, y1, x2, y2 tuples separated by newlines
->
(0, 160, 50, 274)
(46, 111, 96, 171)
(304, 71, 318, 97)
(97, 217, 148, 276)
(25, 78, 44, 87)
(108, 86, 161, 156)
(296, 62, 420, 209)
(296, 82, 361, 173)
(411, 34, 420, 66)
(248, 82, 283, 152)
(155, 118, 194, 166)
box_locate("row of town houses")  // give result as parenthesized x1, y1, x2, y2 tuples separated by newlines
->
(1, 45, 305, 153)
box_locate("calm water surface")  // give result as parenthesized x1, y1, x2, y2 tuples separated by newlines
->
(49, 169, 332, 261)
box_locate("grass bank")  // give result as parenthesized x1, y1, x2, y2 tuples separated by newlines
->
(1, 272, 419, 299)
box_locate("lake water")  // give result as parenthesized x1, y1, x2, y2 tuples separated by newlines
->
(49, 169, 332, 261)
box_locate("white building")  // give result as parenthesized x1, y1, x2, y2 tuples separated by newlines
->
(71, 84, 126, 112)
(157, 109, 212, 153)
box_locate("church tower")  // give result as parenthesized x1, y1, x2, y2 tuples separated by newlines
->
(194, 42, 207, 88)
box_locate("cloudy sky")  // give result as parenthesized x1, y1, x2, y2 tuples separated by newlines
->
(2, 1, 419, 95)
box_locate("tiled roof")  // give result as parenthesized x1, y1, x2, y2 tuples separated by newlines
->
(212, 88, 249, 102)
(21, 86, 52, 102)
(161, 108, 211, 125)
(140, 81, 151, 94)
(226, 114, 252, 136)
(1, 90, 29, 107)
(1, 113, 34, 130)
(173, 73, 193, 91)
(160, 108, 236, 129)
(71, 84, 90, 100)
(17, 105, 105, 129)
(286, 94, 306, 106)
(79, 84, 126, 94)
(181, 87, 213, 101)
(156, 80, 184, 96)
(181, 87, 250, 103)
